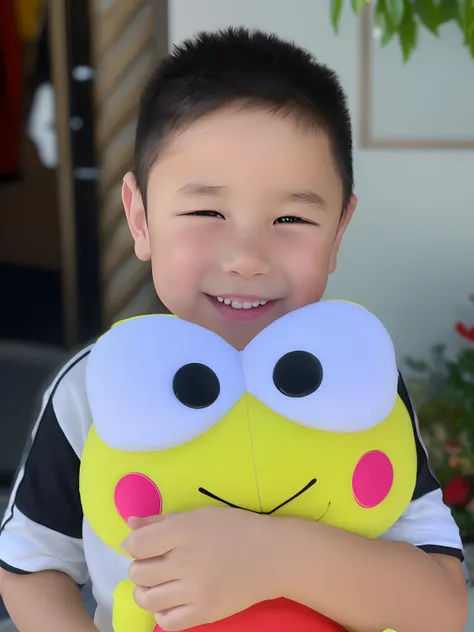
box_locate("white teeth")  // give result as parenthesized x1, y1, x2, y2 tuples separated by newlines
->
(216, 296, 269, 309)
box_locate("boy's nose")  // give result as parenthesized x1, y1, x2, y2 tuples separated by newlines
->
(221, 243, 271, 278)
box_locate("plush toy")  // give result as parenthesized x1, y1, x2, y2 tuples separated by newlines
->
(80, 300, 417, 632)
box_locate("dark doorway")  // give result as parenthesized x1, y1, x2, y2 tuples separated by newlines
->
(0, 0, 100, 505)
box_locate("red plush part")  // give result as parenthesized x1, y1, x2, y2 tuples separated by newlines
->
(155, 598, 346, 631)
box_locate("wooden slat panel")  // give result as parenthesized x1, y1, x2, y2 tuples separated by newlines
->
(92, 0, 169, 326)
(100, 182, 123, 236)
(96, 51, 155, 151)
(114, 279, 168, 324)
(96, 5, 155, 104)
(92, 0, 147, 60)
(100, 117, 135, 194)
(102, 256, 151, 324)
(102, 219, 135, 282)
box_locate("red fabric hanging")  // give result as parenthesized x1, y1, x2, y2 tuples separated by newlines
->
(0, 0, 22, 180)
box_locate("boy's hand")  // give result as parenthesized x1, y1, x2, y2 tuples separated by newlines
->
(121, 507, 280, 631)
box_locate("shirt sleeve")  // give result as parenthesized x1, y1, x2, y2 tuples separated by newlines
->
(378, 374, 463, 561)
(0, 349, 92, 585)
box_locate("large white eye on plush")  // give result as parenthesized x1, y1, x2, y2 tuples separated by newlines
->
(242, 301, 398, 432)
(86, 316, 244, 451)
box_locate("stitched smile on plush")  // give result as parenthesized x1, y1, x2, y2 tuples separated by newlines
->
(79, 301, 417, 632)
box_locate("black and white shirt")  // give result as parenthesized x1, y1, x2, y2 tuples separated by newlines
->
(0, 347, 464, 631)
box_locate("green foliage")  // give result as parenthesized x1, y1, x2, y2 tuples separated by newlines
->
(330, 0, 474, 61)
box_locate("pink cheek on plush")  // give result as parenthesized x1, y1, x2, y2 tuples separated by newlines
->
(114, 473, 162, 523)
(352, 451, 394, 509)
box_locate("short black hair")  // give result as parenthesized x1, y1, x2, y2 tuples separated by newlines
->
(135, 27, 353, 210)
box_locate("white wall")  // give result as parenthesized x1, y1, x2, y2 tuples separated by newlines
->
(168, 0, 474, 365)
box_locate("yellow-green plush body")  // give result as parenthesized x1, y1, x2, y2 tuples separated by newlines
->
(79, 301, 417, 631)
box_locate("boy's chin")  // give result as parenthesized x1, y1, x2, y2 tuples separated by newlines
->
(215, 315, 282, 350)
(210, 322, 261, 350)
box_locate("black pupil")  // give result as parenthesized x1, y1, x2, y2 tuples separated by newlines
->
(273, 350, 323, 398)
(173, 363, 220, 409)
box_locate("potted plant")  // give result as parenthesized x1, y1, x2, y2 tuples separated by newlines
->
(405, 294, 474, 569)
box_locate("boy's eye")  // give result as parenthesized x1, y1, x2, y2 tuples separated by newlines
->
(275, 216, 312, 224)
(186, 210, 224, 218)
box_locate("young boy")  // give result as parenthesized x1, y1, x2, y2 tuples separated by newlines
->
(0, 27, 468, 632)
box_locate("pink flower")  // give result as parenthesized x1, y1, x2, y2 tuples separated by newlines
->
(454, 321, 474, 342)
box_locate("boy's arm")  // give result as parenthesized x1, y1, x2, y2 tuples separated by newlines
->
(0, 570, 97, 632)
(0, 350, 94, 630)
(271, 515, 467, 632)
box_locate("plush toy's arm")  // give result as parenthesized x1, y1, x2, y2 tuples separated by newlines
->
(113, 579, 157, 632)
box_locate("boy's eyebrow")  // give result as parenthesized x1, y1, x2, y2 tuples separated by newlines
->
(176, 183, 327, 208)
(177, 182, 228, 196)
(285, 189, 328, 209)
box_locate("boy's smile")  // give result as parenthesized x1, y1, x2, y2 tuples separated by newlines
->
(207, 294, 278, 324)
(123, 104, 357, 349)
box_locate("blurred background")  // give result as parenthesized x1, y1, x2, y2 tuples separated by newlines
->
(0, 0, 473, 628)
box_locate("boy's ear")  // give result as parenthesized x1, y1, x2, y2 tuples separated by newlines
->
(122, 172, 151, 262)
(329, 193, 357, 274)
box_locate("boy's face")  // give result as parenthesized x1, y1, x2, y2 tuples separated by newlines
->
(123, 106, 356, 349)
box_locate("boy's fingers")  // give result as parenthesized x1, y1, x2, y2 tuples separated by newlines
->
(121, 513, 180, 558)
(128, 514, 169, 531)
